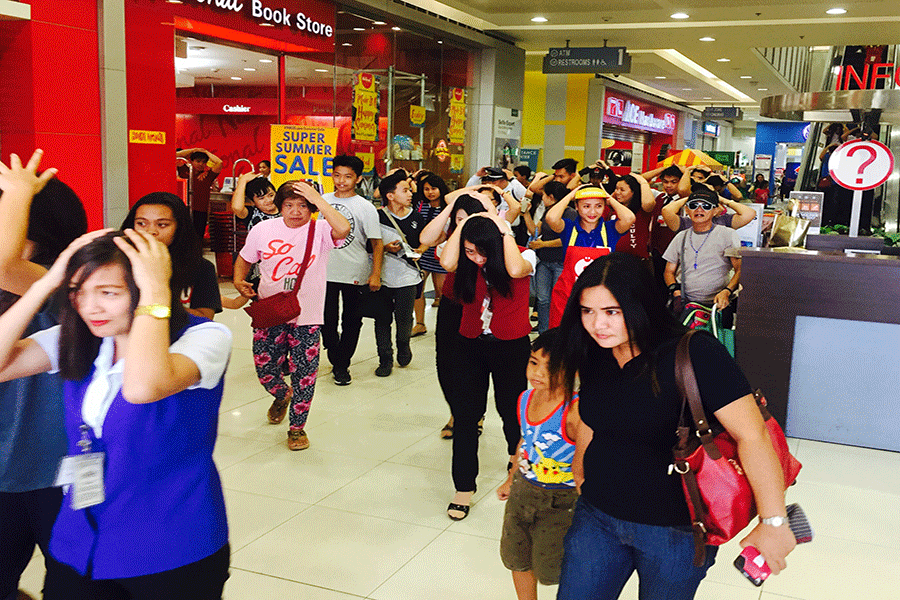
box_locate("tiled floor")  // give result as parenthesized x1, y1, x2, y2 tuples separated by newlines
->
(18, 292, 900, 599)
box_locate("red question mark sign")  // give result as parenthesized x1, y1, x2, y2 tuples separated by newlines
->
(847, 145, 877, 185)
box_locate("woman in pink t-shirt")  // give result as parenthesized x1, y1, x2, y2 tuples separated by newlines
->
(234, 181, 349, 450)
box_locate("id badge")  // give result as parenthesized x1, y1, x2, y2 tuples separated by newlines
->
(480, 296, 493, 331)
(70, 452, 106, 510)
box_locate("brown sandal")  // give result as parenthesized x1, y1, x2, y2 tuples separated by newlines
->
(287, 429, 309, 451)
(267, 397, 289, 425)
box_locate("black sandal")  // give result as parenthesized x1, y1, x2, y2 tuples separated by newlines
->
(447, 502, 470, 521)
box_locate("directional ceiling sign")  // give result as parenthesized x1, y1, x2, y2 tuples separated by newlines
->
(542, 47, 632, 74)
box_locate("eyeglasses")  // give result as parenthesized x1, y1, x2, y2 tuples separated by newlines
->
(686, 200, 715, 211)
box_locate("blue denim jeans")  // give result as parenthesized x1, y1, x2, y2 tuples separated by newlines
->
(534, 259, 564, 333)
(557, 499, 717, 600)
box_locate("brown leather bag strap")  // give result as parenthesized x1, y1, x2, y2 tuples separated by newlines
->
(291, 218, 316, 293)
(675, 331, 722, 460)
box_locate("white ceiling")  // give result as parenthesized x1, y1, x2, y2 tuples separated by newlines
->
(438, 0, 900, 115)
(175, 1, 900, 124)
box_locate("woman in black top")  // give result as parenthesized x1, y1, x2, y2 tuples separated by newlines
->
(552, 253, 795, 600)
(122, 193, 221, 320)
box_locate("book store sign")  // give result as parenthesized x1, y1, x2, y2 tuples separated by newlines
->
(542, 46, 632, 74)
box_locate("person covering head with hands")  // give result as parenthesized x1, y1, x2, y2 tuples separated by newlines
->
(662, 186, 742, 317)
(660, 182, 756, 235)
(419, 190, 494, 441)
(0, 149, 88, 600)
(544, 185, 636, 254)
(235, 180, 350, 450)
(175, 147, 223, 239)
(553, 253, 795, 600)
(0, 228, 234, 599)
(439, 210, 536, 522)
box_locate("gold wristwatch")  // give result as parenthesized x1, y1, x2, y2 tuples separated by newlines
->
(135, 304, 171, 319)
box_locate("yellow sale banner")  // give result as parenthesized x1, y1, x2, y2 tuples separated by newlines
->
(271, 124, 338, 194)
(448, 87, 466, 145)
(352, 72, 380, 142)
(409, 105, 426, 128)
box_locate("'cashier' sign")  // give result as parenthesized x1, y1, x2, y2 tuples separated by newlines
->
(271, 124, 338, 193)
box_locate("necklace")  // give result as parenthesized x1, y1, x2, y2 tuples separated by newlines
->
(689, 227, 713, 270)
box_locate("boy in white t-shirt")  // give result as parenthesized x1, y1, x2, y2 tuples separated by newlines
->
(320, 155, 384, 386)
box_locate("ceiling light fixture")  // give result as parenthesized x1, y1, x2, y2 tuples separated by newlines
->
(438, 40, 443, 44)
(244, 67, 256, 71)
(740, 75, 752, 79)
(670, 12, 690, 19)
(531, 16, 548, 23)
(682, 88, 692, 91)
(717, 58, 731, 62)
(342, 42, 352, 46)
(392, 26, 401, 31)
(314, 68, 329, 73)
(259, 22, 274, 27)
(758, 88, 769, 91)
(655, 76, 667, 79)
(826, 8, 847, 15)
(353, 27, 365, 31)
(372, 21, 386, 25)
(259, 59, 273, 63)
(699, 37, 715, 42)
(231, 77, 242, 80)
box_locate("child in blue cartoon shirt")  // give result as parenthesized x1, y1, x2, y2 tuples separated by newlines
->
(497, 328, 582, 600)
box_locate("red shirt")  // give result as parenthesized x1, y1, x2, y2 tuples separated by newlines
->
(650, 193, 680, 255)
(191, 169, 218, 213)
(615, 207, 653, 258)
(458, 271, 531, 340)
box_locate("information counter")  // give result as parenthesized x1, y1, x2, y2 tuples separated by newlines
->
(737, 247, 900, 452)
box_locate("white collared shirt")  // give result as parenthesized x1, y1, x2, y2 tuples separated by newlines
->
(30, 321, 232, 438)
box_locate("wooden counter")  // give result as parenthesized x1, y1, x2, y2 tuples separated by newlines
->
(736, 247, 900, 430)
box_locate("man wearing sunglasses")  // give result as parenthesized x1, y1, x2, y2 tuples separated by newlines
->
(662, 187, 741, 317)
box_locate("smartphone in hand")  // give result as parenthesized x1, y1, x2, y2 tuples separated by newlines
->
(734, 504, 812, 586)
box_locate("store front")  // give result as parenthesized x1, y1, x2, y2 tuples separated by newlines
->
(128, 0, 475, 206)
(601, 90, 678, 176)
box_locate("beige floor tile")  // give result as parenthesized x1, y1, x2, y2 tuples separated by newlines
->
(223, 489, 309, 551)
(232, 505, 442, 597)
(219, 445, 380, 504)
(225, 568, 365, 599)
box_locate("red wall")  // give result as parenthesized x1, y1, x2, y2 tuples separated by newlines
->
(0, 0, 104, 228)
(125, 1, 177, 203)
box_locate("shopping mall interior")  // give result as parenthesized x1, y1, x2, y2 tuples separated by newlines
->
(2, 0, 899, 599)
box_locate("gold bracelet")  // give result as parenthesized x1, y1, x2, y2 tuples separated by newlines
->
(135, 304, 171, 319)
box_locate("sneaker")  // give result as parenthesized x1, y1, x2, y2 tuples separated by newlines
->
(287, 429, 309, 451)
(333, 369, 351, 386)
(375, 363, 393, 377)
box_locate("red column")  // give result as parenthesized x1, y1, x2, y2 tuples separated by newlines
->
(0, 0, 104, 229)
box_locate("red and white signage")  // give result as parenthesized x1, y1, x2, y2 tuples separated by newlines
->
(829, 139, 894, 191)
(604, 92, 677, 135)
(135, 0, 335, 53)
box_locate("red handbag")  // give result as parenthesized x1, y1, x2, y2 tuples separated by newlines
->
(672, 330, 801, 566)
(244, 219, 316, 329)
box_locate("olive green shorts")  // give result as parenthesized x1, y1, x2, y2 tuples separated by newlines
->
(500, 471, 579, 585)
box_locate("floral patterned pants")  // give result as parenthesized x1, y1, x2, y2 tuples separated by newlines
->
(252, 323, 321, 430)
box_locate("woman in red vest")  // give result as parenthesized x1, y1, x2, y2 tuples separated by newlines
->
(439, 212, 536, 520)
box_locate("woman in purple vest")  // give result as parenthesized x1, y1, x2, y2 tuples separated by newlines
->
(0, 229, 232, 600)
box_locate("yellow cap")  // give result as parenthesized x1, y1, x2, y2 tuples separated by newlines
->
(574, 186, 610, 201)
